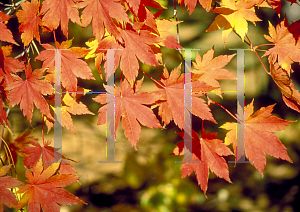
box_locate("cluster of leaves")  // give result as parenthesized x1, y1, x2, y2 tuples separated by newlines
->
(0, 0, 300, 211)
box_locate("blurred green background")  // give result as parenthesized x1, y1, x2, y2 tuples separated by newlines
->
(2, 0, 300, 211)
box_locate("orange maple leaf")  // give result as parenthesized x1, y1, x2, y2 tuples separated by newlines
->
(0, 12, 18, 45)
(16, 0, 42, 46)
(0, 164, 23, 212)
(87, 28, 161, 83)
(17, 160, 85, 212)
(221, 100, 294, 175)
(77, 0, 129, 40)
(40, 0, 81, 38)
(93, 78, 162, 149)
(206, 0, 262, 42)
(0, 45, 25, 84)
(61, 92, 94, 133)
(172, 129, 233, 195)
(6, 64, 54, 122)
(156, 19, 182, 49)
(36, 40, 95, 91)
(192, 47, 236, 90)
(269, 62, 300, 113)
(153, 65, 216, 129)
(263, 18, 300, 74)
(22, 139, 77, 175)
(120, 29, 161, 83)
(178, 0, 212, 13)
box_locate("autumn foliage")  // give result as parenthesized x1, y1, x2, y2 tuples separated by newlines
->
(0, 0, 299, 211)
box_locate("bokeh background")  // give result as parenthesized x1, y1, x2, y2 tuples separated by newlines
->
(2, 0, 300, 211)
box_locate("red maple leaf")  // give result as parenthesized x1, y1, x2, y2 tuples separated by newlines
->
(286, 0, 300, 5)
(77, 0, 129, 40)
(172, 129, 233, 195)
(267, 0, 281, 15)
(0, 12, 18, 45)
(153, 65, 216, 129)
(17, 160, 85, 212)
(36, 40, 95, 91)
(16, 0, 42, 46)
(8, 130, 38, 165)
(288, 19, 300, 44)
(0, 164, 23, 212)
(221, 100, 294, 175)
(6, 63, 54, 122)
(40, 0, 81, 38)
(22, 139, 77, 175)
(93, 78, 162, 149)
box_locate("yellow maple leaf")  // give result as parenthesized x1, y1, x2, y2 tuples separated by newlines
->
(206, 0, 263, 43)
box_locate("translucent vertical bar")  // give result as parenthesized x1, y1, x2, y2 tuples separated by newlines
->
(47, 49, 66, 163)
(228, 49, 252, 164)
(175, 49, 200, 163)
(99, 49, 122, 163)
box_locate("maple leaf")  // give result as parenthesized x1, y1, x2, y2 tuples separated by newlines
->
(269, 62, 300, 113)
(40, 0, 81, 38)
(6, 64, 54, 122)
(17, 160, 85, 212)
(56, 92, 95, 134)
(36, 40, 95, 91)
(0, 12, 18, 45)
(87, 28, 161, 83)
(286, 0, 300, 5)
(153, 65, 216, 129)
(221, 100, 294, 175)
(93, 78, 162, 149)
(192, 47, 236, 91)
(178, 0, 212, 13)
(0, 46, 25, 84)
(44, 88, 94, 134)
(120, 28, 161, 83)
(87, 36, 122, 79)
(263, 18, 300, 74)
(172, 129, 233, 195)
(0, 98, 7, 126)
(77, 0, 129, 40)
(22, 139, 77, 175)
(206, 0, 262, 42)
(8, 130, 38, 165)
(266, 0, 281, 15)
(0, 164, 23, 212)
(288, 19, 300, 44)
(156, 19, 182, 49)
(16, 0, 42, 46)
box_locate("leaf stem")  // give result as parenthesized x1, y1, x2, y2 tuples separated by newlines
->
(254, 43, 275, 50)
(252, 50, 270, 75)
(207, 96, 240, 122)
(138, 69, 165, 87)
